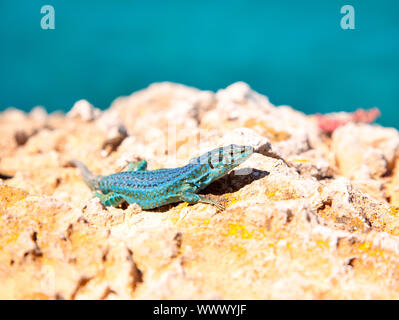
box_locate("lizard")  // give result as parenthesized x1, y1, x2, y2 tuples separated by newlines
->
(70, 144, 254, 210)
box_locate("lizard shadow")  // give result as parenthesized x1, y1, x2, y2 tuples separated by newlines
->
(148, 168, 269, 212)
(201, 168, 269, 196)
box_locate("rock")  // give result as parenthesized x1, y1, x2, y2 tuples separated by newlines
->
(289, 149, 332, 179)
(2, 82, 399, 299)
(95, 109, 128, 156)
(220, 127, 283, 160)
(29, 106, 48, 125)
(67, 99, 101, 122)
(331, 123, 399, 200)
(332, 123, 399, 178)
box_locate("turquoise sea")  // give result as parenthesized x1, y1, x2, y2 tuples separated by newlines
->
(0, 0, 398, 127)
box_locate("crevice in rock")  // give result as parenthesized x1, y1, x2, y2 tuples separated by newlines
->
(14, 129, 38, 146)
(66, 223, 73, 240)
(0, 173, 13, 180)
(54, 177, 62, 188)
(77, 216, 89, 224)
(336, 236, 358, 250)
(171, 232, 183, 258)
(23, 231, 43, 260)
(382, 169, 393, 178)
(316, 199, 333, 214)
(102, 248, 109, 262)
(285, 210, 294, 224)
(346, 257, 357, 268)
(126, 248, 143, 290)
(101, 129, 128, 156)
(55, 293, 64, 300)
(71, 276, 93, 300)
(100, 287, 116, 300)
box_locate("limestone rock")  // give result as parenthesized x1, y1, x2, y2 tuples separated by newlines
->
(67, 99, 101, 122)
(332, 123, 399, 178)
(2, 82, 399, 299)
(220, 127, 283, 160)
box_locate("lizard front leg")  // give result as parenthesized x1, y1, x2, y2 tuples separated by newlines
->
(120, 160, 148, 172)
(178, 192, 225, 210)
(94, 192, 126, 207)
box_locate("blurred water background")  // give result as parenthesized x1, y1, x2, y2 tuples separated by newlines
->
(0, 0, 398, 127)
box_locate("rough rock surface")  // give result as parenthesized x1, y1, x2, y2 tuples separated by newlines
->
(2, 82, 399, 299)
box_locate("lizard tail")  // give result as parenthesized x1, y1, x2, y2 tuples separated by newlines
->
(69, 160, 103, 190)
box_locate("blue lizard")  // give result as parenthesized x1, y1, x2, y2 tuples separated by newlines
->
(70, 144, 254, 209)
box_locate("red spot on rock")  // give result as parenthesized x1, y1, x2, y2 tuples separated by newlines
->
(315, 108, 380, 133)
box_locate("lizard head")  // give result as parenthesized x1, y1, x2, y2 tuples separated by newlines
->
(190, 144, 254, 178)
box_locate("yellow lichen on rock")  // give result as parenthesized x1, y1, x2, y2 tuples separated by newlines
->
(0, 185, 28, 208)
